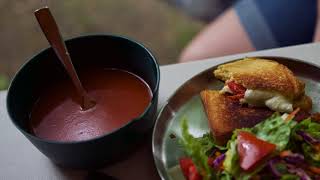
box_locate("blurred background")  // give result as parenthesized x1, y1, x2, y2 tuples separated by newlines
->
(0, 0, 233, 90)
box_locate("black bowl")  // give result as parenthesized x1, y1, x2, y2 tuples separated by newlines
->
(6, 35, 160, 169)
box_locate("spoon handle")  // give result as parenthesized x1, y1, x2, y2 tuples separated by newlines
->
(34, 7, 95, 110)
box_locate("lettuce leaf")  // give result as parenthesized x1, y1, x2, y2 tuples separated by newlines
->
(293, 119, 320, 166)
(180, 118, 215, 180)
(294, 119, 320, 139)
(251, 113, 297, 151)
(223, 131, 241, 176)
(218, 171, 232, 180)
(280, 174, 300, 180)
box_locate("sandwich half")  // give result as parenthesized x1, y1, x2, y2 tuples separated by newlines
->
(214, 58, 312, 112)
(200, 90, 273, 145)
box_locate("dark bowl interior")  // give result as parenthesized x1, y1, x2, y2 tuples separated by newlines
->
(6, 35, 160, 168)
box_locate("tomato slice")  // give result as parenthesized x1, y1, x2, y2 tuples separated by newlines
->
(228, 93, 245, 100)
(188, 165, 202, 180)
(237, 131, 276, 171)
(227, 81, 246, 95)
(179, 158, 202, 180)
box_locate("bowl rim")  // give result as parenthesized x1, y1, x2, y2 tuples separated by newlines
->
(6, 34, 160, 145)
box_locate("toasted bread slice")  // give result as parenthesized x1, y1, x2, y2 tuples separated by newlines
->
(293, 94, 313, 111)
(214, 58, 305, 100)
(200, 90, 273, 145)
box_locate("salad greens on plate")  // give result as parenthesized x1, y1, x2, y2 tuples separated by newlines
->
(178, 110, 320, 180)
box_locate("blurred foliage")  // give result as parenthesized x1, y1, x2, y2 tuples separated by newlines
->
(175, 25, 200, 51)
(0, 0, 204, 80)
(0, 74, 9, 90)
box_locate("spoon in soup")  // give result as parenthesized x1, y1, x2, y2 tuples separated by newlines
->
(34, 7, 95, 110)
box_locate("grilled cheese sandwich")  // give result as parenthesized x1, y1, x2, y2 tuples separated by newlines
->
(215, 58, 312, 112)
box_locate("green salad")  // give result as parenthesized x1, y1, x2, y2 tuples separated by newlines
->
(178, 112, 320, 180)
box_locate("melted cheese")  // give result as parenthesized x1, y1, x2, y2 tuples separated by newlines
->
(243, 90, 274, 106)
(219, 86, 293, 113)
(265, 96, 293, 113)
(243, 89, 293, 113)
(220, 85, 233, 94)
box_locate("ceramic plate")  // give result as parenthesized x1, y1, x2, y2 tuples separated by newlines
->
(152, 56, 320, 180)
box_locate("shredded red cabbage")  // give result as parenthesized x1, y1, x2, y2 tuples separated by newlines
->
(283, 152, 305, 165)
(267, 154, 309, 178)
(212, 153, 225, 169)
(296, 130, 320, 145)
(294, 111, 310, 122)
(267, 158, 282, 177)
(287, 164, 311, 180)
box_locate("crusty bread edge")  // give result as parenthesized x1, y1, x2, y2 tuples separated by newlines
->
(213, 58, 305, 100)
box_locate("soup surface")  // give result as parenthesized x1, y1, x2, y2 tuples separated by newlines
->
(29, 68, 152, 141)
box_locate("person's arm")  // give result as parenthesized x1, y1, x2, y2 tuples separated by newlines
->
(313, 0, 320, 41)
(179, 8, 255, 63)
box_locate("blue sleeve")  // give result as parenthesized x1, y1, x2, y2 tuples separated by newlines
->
(235, 0, 317, 50)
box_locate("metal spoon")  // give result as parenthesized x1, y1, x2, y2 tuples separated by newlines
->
(34, 7, 95, 110)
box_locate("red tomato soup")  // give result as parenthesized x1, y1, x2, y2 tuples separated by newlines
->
(29, 68, 152, 142)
